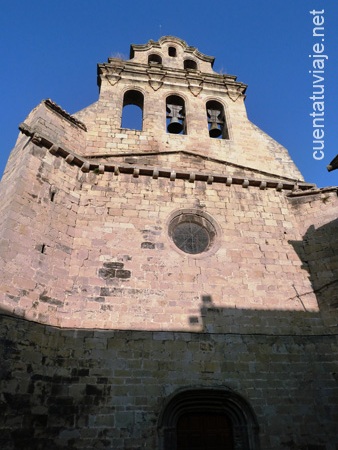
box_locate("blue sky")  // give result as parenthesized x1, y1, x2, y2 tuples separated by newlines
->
(0, 0, 337, 188)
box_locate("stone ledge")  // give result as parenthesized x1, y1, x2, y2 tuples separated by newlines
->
(19, 122, 317, 193)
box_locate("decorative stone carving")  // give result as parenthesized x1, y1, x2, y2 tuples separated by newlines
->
(147, 68, 166, 91)
(186, 75, 204, 96)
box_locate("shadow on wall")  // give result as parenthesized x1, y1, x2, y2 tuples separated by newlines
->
(189, 294, 324, 334)
(1, 293, 338, 448)
(289, 218, 338, 327)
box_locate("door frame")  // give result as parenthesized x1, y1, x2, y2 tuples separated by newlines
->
(157, 387, 260, 450)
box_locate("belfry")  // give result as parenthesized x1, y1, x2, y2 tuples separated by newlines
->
(0, 37, 337, 449)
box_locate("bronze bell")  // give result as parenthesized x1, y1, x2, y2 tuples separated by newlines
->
(209, 122, 222, 138)
(167, 117, 184, 134)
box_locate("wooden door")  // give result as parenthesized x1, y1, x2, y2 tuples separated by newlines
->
(177, 412, 234, 450)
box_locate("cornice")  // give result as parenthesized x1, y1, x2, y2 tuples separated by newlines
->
(98, 62, 247, 97)
(43, 99, 87, 131)
(83, 150, 305, 184)
(19, 122, 318, 194)
(130, 36, 215, 66)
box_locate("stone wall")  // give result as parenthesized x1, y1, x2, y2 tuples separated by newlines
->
(74, 68, 302, 181)
(1, 37, 337, 449)
(1, 131, 335, 331)
(0, 313, 337, 450)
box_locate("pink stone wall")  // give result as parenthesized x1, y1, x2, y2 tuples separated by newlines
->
(1, 37, 337, 450)
(0, 132, 336, 332)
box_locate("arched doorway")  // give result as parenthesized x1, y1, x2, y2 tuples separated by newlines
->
(158, 388, 260, 450)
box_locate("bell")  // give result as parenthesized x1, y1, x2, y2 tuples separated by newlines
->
(209, 122, 222, 138)
(167, 117, 184, 134)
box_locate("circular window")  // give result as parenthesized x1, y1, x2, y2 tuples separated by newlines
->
(173, 221, 209, 254)
(169, 211, 218, 255)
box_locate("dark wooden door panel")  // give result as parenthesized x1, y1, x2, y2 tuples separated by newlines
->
(177, 412, 234, 450)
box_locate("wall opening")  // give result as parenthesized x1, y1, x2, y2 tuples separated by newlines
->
(184, 59, 198, 70)
(169, 211, 217, 255)
(121, 90, 144, 130)
(166, 95, 186, 135)
(158, 388, 260, 450)
(206, 100, 229, 139)
(148, 54, 162, 65)
(168, 46, 177, 57)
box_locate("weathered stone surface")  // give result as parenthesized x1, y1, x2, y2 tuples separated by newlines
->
(0, 36, 337, 449)
(0, 316, 337, 449)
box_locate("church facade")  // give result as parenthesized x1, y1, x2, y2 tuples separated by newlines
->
(0, 37, 337, 449)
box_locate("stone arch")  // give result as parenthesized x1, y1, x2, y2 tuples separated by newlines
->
(148, 53, 162, 65)
(184, 59, 198, 70)
(206, 99, 229, 139)
(168, 46, 177, 57)
(158, 387, 260, 450)
(166, 94, 186, 135)
(121, 89, 144, 130)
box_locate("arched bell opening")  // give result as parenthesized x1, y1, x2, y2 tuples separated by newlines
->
(206, 100, 229, 139)
(121, 90, 144, 130)
(166, 95, 186, 135)
(148, 54, 162, 65)
(184, 59, 198, 70)
(158, 387, 260, 450)
(168, 46, 177, 57)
